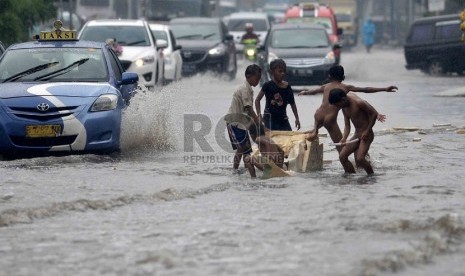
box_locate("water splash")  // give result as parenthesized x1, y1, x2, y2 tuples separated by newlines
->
(120, 84, 181, 152)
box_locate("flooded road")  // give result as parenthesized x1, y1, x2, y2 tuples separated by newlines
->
(1, 48, 465, 276)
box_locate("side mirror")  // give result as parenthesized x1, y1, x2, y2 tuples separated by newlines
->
(120, 72, 139, 85)
(337, 28, 344, 36)
(258, 44, 265, 51)
(156, 39, 168, 49)
(225, 34, 233, 41)
(175, 44, 182, 50)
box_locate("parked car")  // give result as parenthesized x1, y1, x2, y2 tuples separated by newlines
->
(170, 17, 237, 80)
(404, 14, 465, 76)
(257, 23, 336, 86)
(225, 12, 271, 53)
(149, 23, 183, 83)
(0, 20, 139, 157)
(78, 19, 164, 89)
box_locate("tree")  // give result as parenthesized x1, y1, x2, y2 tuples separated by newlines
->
(0, 0, 56, 46)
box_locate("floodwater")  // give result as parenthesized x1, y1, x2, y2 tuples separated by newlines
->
(1, 48, 465, 276)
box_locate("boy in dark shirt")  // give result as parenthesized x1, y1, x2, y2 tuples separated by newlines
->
(255, 59, 301, 131)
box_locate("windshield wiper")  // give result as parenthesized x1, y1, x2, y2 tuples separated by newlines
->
(34, 58, 89, 81)
(203, 33, 217, 39)
(176, 34, 202, 40)
(127, 40, 146, 46)
(2, 62, 59, 83)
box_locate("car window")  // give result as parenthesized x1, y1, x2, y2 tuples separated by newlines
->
(227, 18, 268, 31)
(408, 24, 434, 43)
(336, 13, 351, 23)
(0, 48, 108, 82)
(270, 29, 329, 48)
(435, 21, 461, 41)
(108, 49, 123, 80)
(171, 23, 220, 41)
(80, 25, 151, 46)
(151, 29, 168, 41)
(169, 30, 177, 49)
(286, 17, 334, 34)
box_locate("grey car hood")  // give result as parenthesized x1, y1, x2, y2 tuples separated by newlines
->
(269, 47, 331, 59)
(177, 39, 221, 51)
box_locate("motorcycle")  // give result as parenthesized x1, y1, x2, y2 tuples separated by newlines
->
(242, 38, 258, 62)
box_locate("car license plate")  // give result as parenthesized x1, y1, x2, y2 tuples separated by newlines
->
(26, 125, 61, 138)
(183, 64, 197, 73)
(295, 69, 313, 76)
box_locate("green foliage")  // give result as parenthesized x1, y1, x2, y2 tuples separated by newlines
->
(0, 0, 56, 46)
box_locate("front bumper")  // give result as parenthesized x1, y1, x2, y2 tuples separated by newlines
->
(0, 107, 121, 154)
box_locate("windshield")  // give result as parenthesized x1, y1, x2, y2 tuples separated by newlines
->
(227, 18, 268, 32)
(151, 29, 168, 41)
(336, 13, 351, 23)
(80, 25, 151, 46)
(0, 48, 108, 83)
(270, 28, 329, 48)
(171, 23, 220, 40)
(286, 17, 334, 35)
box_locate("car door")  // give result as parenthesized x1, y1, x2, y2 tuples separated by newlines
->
(107, 48, 136, 104)
(169, 29, 183, 81)
(221, 21, 236, 73)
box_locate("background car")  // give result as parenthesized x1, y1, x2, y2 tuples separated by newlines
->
(149, 23, 183, 83)
(0, 26, 138, 156)
(257, 23, 336, 87)
(78, 19, 164, 90)
(225, 12, 271, 54)
(404, 14, 465, 76)
(170, 17, 237, 80)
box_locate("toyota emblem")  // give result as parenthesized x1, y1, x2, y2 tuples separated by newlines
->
(183, 51, 192, 58)
(37, 103, 50, 111)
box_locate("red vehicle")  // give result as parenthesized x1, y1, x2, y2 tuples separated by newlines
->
(284, 3, 342, 63)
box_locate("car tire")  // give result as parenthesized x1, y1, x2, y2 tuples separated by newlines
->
(428, 60, 444, 76)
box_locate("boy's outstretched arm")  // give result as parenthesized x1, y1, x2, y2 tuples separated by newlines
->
(298, 86, 324, 96)
(290, 103, 301, 130)
(244, 106, 259, 125)
(346, 84, 398, 93)
(255, 90, 265, 121)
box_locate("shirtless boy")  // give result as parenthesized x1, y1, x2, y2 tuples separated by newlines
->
(250, 125, 285, 169)
(298, 65, 397, 148)
(328, 88, 380, 175)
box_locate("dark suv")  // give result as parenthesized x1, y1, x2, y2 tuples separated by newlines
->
(170, 17, 237, 79)
(404, 14, 465, 76)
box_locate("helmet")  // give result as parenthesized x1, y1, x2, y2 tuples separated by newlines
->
(245, 22, 254, 31)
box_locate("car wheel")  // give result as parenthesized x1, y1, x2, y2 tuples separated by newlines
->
(428, 60, 444, 76)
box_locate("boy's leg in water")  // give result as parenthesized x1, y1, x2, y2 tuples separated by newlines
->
(233, 152, 242, 170)
(338, 142, 358, 174)
(242, 153, 257, 178)
(355, 135, 374, 175)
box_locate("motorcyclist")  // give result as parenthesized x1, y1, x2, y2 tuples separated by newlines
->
(241, 23, 259, 61)
(241, 23, 259, 43)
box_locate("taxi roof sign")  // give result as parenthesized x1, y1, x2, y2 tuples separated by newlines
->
(36, 20, 78, 41)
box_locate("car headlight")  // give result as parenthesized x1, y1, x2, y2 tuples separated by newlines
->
(324, 51, 335, 64)
(267, 52, 278, 64)
(208, 45, 225, 56)
(91, 94, 118, 111)
(135, 56, 155, 67)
